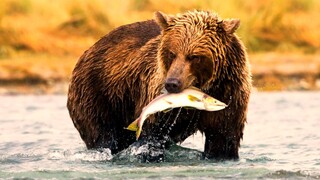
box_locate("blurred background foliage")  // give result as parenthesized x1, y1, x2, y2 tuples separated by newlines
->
(0, 0, 319, 93)
(0, 0, 319, 56)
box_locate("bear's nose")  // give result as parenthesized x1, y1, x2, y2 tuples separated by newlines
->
(165, 78, 182, 93)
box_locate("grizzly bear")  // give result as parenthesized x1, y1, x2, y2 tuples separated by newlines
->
(67, 10, 251, 161)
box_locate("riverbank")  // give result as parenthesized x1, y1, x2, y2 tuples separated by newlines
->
(250, 53, 320, 91)
(0, 53, 319, 95)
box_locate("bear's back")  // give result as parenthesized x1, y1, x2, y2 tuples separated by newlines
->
(92, 19, 161, 53)
(69, 19, 162, 102)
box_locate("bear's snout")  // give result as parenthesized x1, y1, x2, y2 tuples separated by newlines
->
(165, 78, 182, 93)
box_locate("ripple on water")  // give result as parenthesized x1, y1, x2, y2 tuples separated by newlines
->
(266, 170, 320, 179)
(245, 156, 274, 163)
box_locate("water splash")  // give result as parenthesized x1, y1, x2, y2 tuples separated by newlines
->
(167, 107, 182, 134)
(47, 148, 113, 162)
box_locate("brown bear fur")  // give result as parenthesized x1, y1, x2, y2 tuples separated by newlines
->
(67, 10, 251, 160)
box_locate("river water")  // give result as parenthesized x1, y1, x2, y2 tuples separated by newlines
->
(0, 92, 319, 179)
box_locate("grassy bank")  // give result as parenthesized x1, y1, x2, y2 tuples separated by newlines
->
(0, 0, 320, 94)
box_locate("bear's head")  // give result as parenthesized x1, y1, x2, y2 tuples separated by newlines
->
(155, 10, 240, 93)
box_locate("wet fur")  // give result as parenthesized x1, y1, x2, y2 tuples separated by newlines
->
(67, 10, 251, 160)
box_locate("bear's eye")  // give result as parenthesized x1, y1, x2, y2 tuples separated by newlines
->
(167, 51, 176, 60)
(187, 55, 202, 61)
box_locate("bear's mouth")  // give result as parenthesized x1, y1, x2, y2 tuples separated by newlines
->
(164, 75, 198, 94)
(189, 76, 202, 90)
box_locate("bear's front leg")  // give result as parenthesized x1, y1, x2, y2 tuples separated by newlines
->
(199, 109, 245, 160)
(203, 130, 240, 160)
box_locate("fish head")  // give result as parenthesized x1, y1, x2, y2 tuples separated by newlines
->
(203, 95, 227, 111)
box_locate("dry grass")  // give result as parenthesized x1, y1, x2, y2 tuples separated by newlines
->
(1, 0, 320, 55)
(0, 0, 320, 93)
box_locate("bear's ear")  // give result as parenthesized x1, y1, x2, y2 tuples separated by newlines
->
(155, 11, 174, 30)
(221, 19, 240, 34)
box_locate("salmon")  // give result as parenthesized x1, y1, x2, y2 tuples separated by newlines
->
(125, 87, 227, 140)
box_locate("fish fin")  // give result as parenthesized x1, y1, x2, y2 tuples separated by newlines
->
(164, 100, 173, 105)
(162, 108, 173, 113)
(125, 118, 139, 131)
(183, 106, 196, 110)
(188, 95, 201, 102)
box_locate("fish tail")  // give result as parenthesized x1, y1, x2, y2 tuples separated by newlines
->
(125, 117, 143, 140)
(135, 116, 142, 140)
(136, 128, 142, 140)
(125, 118, 139, 131)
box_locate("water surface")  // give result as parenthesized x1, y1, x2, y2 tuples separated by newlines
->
(0, 92, 319, 179)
